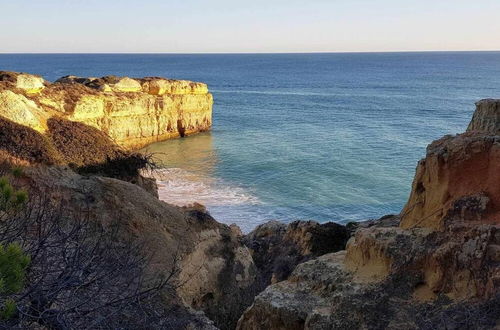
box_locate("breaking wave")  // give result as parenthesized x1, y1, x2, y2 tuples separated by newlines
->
(149, 168, 260, 207)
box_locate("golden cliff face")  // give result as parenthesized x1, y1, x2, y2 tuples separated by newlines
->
(400, 99, 500, 230)
(0, 71, 213, 149)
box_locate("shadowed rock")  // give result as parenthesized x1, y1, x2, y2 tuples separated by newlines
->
(244, 220, 349, 287)
(24, 166, 257, 330)
(467, 99, 500, 134)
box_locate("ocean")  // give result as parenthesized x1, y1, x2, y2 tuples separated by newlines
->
(2, 52, 500, 231)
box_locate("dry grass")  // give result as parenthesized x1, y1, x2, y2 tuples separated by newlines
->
(0, 117, 62, 165)
(47, 117, 125, 167)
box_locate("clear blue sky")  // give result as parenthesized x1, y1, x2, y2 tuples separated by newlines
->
(1, 0, 499, 53)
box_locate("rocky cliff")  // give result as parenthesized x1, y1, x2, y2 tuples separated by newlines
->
(0, 71, 213, 149)
(17, 166, 257, 329)
(237, 100, 500, 330)
(401, 99, 500, 230)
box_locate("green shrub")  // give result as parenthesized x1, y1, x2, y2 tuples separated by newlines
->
(2, 185, 12, 202)
(13, 191, 27, 205)
(0, 177, 28, 211)
(0, 299, 16, 320)
(0, 178, 8, 190)
(11, 167, 23, 178)
(0, 177, 30, 322)
(0, 243, 30, 294)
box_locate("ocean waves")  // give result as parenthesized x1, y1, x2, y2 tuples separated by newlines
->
(150, 168, 260, 207)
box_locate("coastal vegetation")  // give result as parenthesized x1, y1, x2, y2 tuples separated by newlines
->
(0, 166, 187, 329)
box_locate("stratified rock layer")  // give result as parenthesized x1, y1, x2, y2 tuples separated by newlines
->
(401, 100, 500, 230)
(237, 101, 500, 330)
(0, 71, 213, 149)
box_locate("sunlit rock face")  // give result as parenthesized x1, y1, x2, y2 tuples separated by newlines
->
(0, 90, 49, 132)
(0, 71, 46, 94)
(401, 99, 500, 230)
(0, 71, 213, 149)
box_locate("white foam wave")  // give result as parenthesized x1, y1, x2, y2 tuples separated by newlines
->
(145, 168, 260, 207)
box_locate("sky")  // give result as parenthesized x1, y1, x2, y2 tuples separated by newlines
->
(1, 0, 500, 53)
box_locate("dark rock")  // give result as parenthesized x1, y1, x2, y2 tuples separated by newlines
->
(243, 220, 349, 286)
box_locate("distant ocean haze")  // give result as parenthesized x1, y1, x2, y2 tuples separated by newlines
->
(2, 52, 500, 231)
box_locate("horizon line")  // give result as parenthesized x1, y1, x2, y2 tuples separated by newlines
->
(1, 49, 500, 55)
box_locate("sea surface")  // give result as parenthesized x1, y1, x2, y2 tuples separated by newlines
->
(2, 52, 500, 232)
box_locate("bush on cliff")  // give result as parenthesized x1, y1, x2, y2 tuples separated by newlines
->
(0, 175, 30, 321)
(0, 170, 183, 329)
(0, 116, 154, 183)
(48, 117, 156, 182)
(77, 152, 156, 182)
(47, 117, 125, 167)
(0, 117, 62, 165)
(0, 243, 30, 296)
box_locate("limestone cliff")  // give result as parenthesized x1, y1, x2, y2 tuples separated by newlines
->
(0, 71, 213, 149)
(401, 99, 500, 230)
(22, 166, 257, 330)
(237, 101, 500, 330)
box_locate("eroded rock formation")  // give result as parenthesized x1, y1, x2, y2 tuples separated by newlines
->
(244, 220, 349, 287)
(0, 71, 213, 149)
(237, 101, 500, 330)
(401, 99, 500, 230)
(468, 99, 500, 134)
(21, 166, 257, 329)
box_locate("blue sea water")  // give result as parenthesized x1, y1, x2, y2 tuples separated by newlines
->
(1, 52, 500, 231)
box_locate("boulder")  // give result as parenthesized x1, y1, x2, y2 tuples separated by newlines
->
(106, 76, 142, 92)
(0, 71, 45, 93)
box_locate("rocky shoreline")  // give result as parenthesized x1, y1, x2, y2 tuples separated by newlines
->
(0, 72, 498, 329)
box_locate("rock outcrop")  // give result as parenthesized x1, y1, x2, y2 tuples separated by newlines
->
(0, 71, 213, 149)
(467, 99, 500, 134)
(244, 220, 349, 287)
(21, 166, 257, 330)
(400, 101, 500, 230)
(237, 101, 500, 330)
(0, 71, 46, 94)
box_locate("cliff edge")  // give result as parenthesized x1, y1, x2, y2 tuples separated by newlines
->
(0, 71, 213, 149)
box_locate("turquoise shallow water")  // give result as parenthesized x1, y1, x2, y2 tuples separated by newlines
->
(2, 52, 500, 231)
